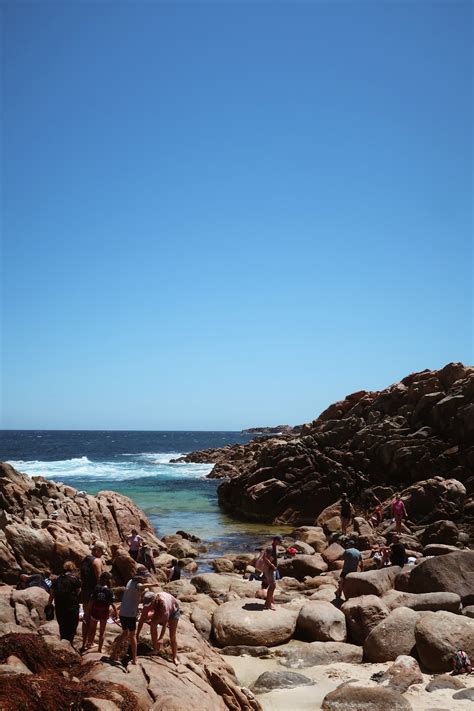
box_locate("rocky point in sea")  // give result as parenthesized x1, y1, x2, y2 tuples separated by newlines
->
(1, 361, 474, 709)
(176, 362, 474, 535)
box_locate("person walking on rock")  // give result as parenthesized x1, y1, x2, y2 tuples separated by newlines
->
(48, 561, 81, 645)
(127, 529, 143, 561)
(391, 493, 407, 534)
(112, 566, 160, 665)
(340, 493, 354, 535)
(80, 542, 106, 651)
(337, 539, 363, 600)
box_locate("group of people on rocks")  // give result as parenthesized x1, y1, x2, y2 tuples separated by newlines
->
(20, 530, 182, 666)
(341, 490, 409, 535)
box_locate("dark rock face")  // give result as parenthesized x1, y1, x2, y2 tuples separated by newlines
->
(179, 363, 474, 526)
(251, 670, 313, 694)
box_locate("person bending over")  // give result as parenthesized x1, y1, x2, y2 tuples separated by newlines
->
(146, 591, 181, 665)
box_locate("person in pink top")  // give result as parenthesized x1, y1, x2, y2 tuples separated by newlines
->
(127, 529, 143, 561)
(391, 493, 407, 533)
(142, 591, 181, 664)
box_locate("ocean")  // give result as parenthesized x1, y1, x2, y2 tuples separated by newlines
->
(0, 430, 282, 561)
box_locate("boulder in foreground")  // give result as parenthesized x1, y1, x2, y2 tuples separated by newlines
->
(414, 610, 474, 672)
(212, 599, 298, 647)
(321, 683, 412, 710)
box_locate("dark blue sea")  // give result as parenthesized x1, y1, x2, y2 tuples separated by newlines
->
(0, 430, 282, 557)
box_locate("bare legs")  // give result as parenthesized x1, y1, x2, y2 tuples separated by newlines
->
(264, 581, 276, 610)
(87, 619, 107, 652)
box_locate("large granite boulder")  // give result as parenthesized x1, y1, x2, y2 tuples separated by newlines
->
(251, 671, 313, 694)
(190, 573, 234, 596)
(212, 599, 298, 647)
(296, 601, 346, 642)
(382, 589, 461, 613)
(341, 595, 390, 644)
(321, 683, 412, 710)
(363, 607, 420, 662)
(414, 610, 474, 672)
(406, 550, 474, 605)
(0, 462, 165, 582)
(277, 554, 328, 579)
(343, 567, 401, 599)
(276, 641, 363, 668)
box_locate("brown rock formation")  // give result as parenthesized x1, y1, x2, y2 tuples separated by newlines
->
(180, 363, 474, 526)
(0, 462, 165, 583)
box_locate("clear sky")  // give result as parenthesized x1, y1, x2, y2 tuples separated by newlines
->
(1, 0, 472, 431)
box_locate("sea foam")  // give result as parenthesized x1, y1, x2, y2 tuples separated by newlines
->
(7, 454, 214, 483)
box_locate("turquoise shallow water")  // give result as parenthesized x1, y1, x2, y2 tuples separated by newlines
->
(2, 430, 288, 559)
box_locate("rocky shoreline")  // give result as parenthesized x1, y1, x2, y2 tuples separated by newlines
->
(1, 458, 474, 710)
(175, 363, 474, 533)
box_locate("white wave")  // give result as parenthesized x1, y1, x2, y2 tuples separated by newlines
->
(7, 455, 214, 482)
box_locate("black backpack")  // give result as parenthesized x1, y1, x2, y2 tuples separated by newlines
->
(80, 555, 96, 590)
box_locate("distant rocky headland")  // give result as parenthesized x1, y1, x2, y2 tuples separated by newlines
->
(241, 425, 302, 435)
(175, 363, 474, 532)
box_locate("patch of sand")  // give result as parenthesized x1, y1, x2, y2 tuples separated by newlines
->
(223, 654, 474, 710)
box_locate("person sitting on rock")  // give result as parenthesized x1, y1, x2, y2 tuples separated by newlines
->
(337, 539, 363, 600)
(340, 493, 354, 535)
(451, 649, 472, 676)
(47, 560, 81, 645)
(86, 571, 118, 653)
(112, 566, 161, 665)
(166, 558, 181, 582)
(80, 541, 107, 652)
(255, 547, 278, 610)
(368, 493, 383, 528)
(16, 572, 51, 593)
(390, 535, 407, 567)
(147, 591, 181, 665)
(126, 529, 143, 561)
(391, 493, 407, 534)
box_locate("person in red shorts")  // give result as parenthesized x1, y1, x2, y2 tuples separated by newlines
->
(86, 571, 117, 653)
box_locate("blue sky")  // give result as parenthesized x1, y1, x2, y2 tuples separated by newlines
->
(1, 1, 472, 430)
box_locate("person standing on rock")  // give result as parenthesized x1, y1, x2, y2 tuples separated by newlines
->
(391, 493, 407, 534)
(48, 560, 81, 645)
(256, 547, 278, 610)
(340, 493, 354, 535)
(127, 529, 143, 561)
(80, 542, 106, 651)
(337, 539, 363, 600)
(113, 566, 161, 665)
(86, 571, 118, 653)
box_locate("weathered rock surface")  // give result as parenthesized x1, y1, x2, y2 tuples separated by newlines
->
(276, 641, 363, 668)
(382, 655, 424, 693)
(212, 598, 298, 647)
(343, 566, 401, 599)
(405, 550, 474, 605)
(382, 589, 461, 613)
(363, 607, 420, 662)
(341, 595, 390, 644)
(175, 364, 474, 529)
(277, 554, 328, 579)
(414, 610, 474, 672)
(296, 600, 346, 642)
(251, 670, 314, 694)
(0, 462, 165, 582)
(321, 683, 412, 710)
